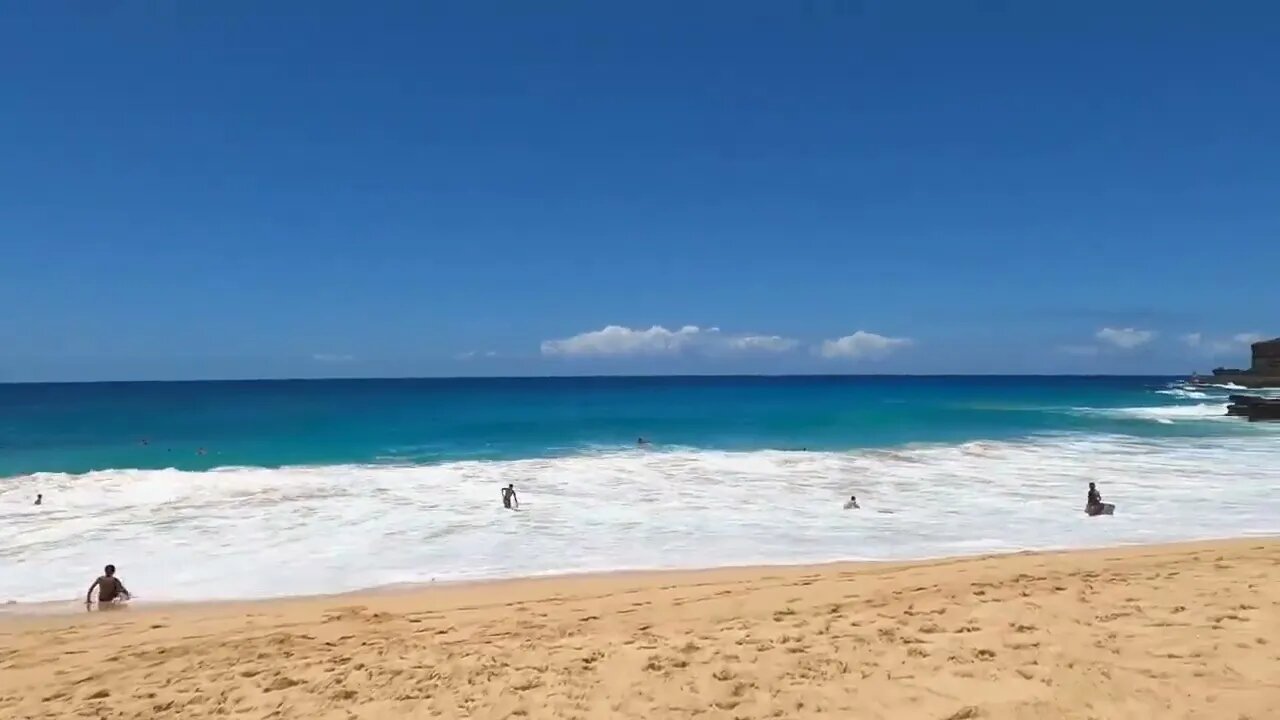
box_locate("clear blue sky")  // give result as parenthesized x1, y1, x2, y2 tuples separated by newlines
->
(2, 1, 1277, 381)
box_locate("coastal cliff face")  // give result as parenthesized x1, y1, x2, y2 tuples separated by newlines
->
(1204, 338, 1280, 388)
(1253, 339, 1280, 375)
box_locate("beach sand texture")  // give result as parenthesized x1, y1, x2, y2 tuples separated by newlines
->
(1, 539, 1276, 719)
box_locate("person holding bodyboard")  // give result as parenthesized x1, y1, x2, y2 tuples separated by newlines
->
(1085, 482, 1114, 516)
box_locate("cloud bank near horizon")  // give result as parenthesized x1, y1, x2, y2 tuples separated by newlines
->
(539, 325, 798, 358)
(816, 331, 913, 360)
(540, 325, 912, 361)
(1095, 327, 1156, 349)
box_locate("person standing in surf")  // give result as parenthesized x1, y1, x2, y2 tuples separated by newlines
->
(1086, 482, 1103, 515)
(86, 564, 131, 609)
(501, 483, 519, 510)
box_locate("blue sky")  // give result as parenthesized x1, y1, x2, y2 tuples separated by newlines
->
(2, 1, 1277, 381)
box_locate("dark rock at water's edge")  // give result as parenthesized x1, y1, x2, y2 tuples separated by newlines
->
(1226, 395, 1280, 422)
(1190, 337, 1280, 388)
(1199, 373, 1280, 388)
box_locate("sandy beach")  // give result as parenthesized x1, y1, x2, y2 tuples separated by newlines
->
(1, 539, 1276, 720)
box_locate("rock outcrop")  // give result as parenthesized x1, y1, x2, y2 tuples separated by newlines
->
(1193, 337, 1280, 388)
(1226, 394, 1280, 421)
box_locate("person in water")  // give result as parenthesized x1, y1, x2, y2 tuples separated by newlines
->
(843, 495, 860, 509)
(86, 564, 130, 609)
(34, 494, 42, 506)
(501, 483, 519, 510)
(1086, 482, 1103, 515)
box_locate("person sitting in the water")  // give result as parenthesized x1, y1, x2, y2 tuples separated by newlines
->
(34, 493, 42, 506)
(1086, 482, 1103, 515)
(843, 495, 859, 510)
(86, 564, 130, 609)
(501, 483, 519, 510)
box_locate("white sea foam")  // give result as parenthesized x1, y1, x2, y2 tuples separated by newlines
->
(1104, 403, 1231, 423)
(3, 433, 1279, 604)
(1184, 382, 1280, 396)
(1155, 388, 1211, 400)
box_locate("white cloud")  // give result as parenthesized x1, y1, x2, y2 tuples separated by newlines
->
(1183, 331, 1266, 356)
(816, 331, 912, 360)
(540, 325, 798, 357)
(1095, 327, 1155, 350)
(456, 350, 499, 360)
(541, 325, 705, 357)
(1233, 332, 1265, 345)
(312, 353, 354, 363)
(726, 335, 800, 353)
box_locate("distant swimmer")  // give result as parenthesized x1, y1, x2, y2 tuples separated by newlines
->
(501, 483, 519, 510)
(86, 564, 131, 610)
(196, 447, 207, 456)
(34, 494, 42, 506)
(637, 437, 650, 446)
(843, 495, 860, 510)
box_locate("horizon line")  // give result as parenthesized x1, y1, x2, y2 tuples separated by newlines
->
(0, 372, 1190, 387)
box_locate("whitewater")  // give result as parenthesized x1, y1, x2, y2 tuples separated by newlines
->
(5, 431, 1279, 605)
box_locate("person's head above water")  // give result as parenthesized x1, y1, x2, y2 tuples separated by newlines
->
(850, 495, 856, 501)
(1088, 482, 1096, 489)
(104, 564, 116, 577)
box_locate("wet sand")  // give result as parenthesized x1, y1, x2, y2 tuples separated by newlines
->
(2, 538, 1277, 719)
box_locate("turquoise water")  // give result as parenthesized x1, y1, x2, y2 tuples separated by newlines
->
(4, 376, 1279, 604)
(0, 376, 1246, 476)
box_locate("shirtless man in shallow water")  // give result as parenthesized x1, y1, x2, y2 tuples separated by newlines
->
(86, 564, 130, 610)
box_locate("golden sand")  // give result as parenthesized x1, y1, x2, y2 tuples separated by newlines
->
(2, 539, 1277, 719)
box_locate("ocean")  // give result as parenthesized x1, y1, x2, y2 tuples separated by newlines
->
(3, 376, 1278, 605)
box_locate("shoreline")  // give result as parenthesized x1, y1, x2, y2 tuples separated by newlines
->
(4, 533, 1277, 620)
(1, 535, 1273, 624)
(2, 537, 1276, 718)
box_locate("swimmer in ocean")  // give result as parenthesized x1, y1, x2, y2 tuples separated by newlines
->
(34, 493, 42, 506)
(86, 564, 131, 609)
(501, 483, 519, 510)
(843, 495, 859, 509)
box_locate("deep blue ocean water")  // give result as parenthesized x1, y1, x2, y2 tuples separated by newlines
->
(0, 375, 1242, 476)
